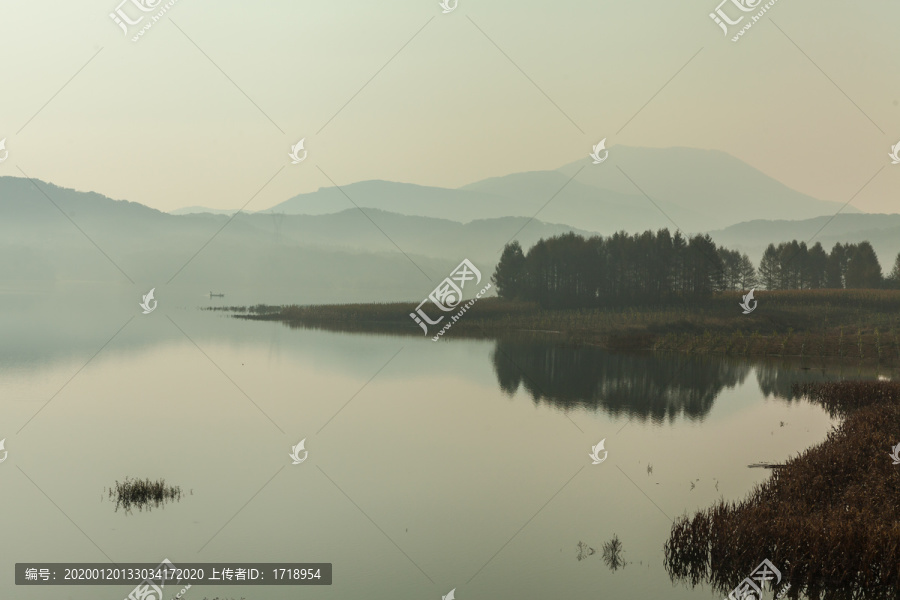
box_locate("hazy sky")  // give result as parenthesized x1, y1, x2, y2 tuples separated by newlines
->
(1, 0, 898, 214)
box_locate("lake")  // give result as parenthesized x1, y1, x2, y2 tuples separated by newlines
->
(1, 288, 889, 600)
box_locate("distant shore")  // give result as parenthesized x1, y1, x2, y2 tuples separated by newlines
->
(211, 290, 900, 366)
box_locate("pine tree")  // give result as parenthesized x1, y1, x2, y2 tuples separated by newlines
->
(845, 242, 883, 289)
(888, 252, 900, 289)
(825, 243, 848, 288)
(492, 241, 527, 299)
(738, 254, 758, 289)
(758, 244, 780, 290)
(807, 242, 828, 288)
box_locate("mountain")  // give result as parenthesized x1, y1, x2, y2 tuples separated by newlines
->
(262, 180, 509, 219)
(0, 176, 589, 304)
(707, 214, 900, 267)
(460, 169, 697, 234)
(265, 175, 690, 234)
(265, 146, 860, 235)
(552, 146, 859, 231)
(170, 206, 240, 215)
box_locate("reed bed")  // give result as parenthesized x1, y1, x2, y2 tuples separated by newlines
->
(664, 381, 900, 599)
(108, 477, 184, 513)
(228, 291, 900, 366)
(602, 534, 625, 571)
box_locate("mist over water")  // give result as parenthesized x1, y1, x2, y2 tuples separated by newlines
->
(2, 1, 897, 596)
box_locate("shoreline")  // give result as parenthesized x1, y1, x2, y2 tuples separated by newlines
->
(210, 290, 900, 367)
(665, 381, 900, 598)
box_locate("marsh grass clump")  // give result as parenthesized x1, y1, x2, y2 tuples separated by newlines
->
(109, 477, 183, 513)
(664, 381, 900, 599)
(575, 541, 596, 561)
(602, 534, 625, 571)
(792, 380, 900, 417)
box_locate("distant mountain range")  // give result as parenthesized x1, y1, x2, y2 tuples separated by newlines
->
(3, 145, 893, 303)
(708, 214, 900, 269)
(222, 146, 858, 234)
(0, 177, 587, 304)
(169, 205, 240, 216)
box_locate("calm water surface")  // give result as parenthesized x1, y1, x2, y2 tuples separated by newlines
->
(1, 288, 888, 600)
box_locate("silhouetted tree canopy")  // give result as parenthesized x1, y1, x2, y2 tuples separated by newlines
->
(491, 240, 526, 298)
(494, 231, 890, 307)
(759, 240, 884, 291)
(845, 241, 882, 289)
(887, 252, 900, 290)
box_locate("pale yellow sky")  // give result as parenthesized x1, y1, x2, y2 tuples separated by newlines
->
(1, 0, 898, 214)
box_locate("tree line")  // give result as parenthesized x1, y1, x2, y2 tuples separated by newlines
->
(492, 231, 900, 308)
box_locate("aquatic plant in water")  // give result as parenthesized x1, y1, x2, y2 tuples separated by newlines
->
(575, 541, 596, 561)
(108, 477, 185, 513)
(602, 534, 624, 571)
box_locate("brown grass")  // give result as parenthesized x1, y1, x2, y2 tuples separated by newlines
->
(222, 290, 900, 366)
(664, 381, 900, 599)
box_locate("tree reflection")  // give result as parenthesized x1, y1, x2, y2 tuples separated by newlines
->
(491, 337, 751, 422)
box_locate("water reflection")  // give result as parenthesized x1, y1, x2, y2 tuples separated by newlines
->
(2, 291, 883, 600)
(491, 337, 896, 421)
(755, 361, 890, 399)
(491, 338, 751, 422)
